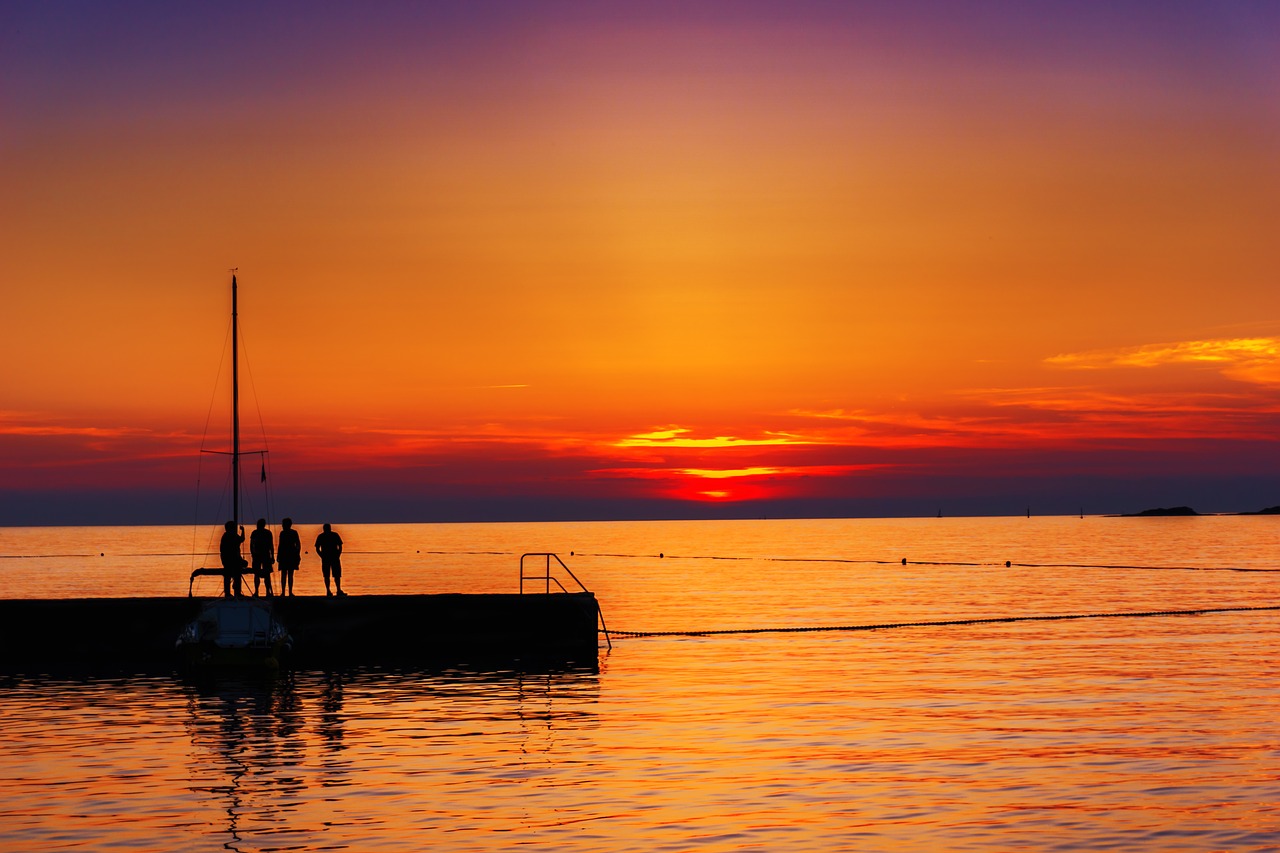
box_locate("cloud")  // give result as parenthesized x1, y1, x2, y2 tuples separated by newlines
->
(679, 467, 784, 480)
(615, 427, 816, 448)
(0, 412, 149, 439)
(591, 464, 882, 481)
(1046, 337, 1280, 386)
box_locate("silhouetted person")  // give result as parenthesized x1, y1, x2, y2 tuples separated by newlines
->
(250, 518, 275, 597)
(315, 523, 345, 596)
(277, 517, 301, 597)
(219, 520, 247, 597)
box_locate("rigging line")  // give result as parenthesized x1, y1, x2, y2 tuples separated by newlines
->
(198, 317, 234, 456)
(607, 604, 1280, 639)
(237, 323, 272, 463)
(237, 321, 277, 527)
(190, 468, 202, 572)
(193, 316, 235, 570)
(265, 453, 276, 531)
(195, 462, 235, 563)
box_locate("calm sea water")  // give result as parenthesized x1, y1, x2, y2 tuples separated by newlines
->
(2, 516, 1279, 852)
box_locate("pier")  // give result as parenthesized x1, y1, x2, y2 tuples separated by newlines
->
(0, 593, 602, 672)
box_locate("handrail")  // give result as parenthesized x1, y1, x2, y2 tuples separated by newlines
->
(519, 553, 612, 649)
(519, 552, 585, 594)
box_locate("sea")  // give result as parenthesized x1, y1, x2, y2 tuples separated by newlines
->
(1, 515, 1279, 852)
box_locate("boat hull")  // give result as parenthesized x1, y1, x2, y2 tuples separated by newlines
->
(175, 599, 292, 671)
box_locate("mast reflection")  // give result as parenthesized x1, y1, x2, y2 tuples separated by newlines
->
(183, 674, 309, 852)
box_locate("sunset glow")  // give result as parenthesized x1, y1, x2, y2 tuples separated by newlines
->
(3, 2, 1279, 523)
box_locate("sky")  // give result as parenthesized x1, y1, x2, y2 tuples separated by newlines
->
(2, 1, 1279, 525)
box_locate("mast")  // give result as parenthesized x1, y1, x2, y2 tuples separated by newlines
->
(232, 274, 240, 528)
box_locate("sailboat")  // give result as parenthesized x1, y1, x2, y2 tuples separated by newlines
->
(177, 273, 291, 669)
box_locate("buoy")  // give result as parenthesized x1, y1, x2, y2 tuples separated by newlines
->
(901, 557, 907, 565)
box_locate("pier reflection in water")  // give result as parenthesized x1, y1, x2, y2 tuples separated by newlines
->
(0, 665, 601, 852)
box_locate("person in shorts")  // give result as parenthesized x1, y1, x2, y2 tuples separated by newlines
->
(315, 523, 346, 596)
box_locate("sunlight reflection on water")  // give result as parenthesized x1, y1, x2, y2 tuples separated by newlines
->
(1, 517, 1280, 850)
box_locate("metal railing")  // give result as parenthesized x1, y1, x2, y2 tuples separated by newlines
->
(519, 553, 611, 649)
(520, 552, 583, 594)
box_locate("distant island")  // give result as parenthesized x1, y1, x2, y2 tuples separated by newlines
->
(1121, 506, 1201, 517)
(1117, 505, 1280, 517)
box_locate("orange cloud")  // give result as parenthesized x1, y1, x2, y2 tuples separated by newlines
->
(615, 427, 816, 448)
(1047, 337, 1280, 385)
(0, 412, 151, 439)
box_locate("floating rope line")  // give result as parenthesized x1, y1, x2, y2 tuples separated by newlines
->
(1012, 562, 1280, 573)
(7, 546, 1246, 574)
(3, 552, 235, 559)
(3, 549, 1276, 576)
(608, 605, 1280, 639)
(568, 551, 1280, 573)
(0, 553, 103, 559)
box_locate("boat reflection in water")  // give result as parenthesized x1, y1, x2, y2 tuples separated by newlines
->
(184, 673, 313, 852)
(176, 599, 292, 670)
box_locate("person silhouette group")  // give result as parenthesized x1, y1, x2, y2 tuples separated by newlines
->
(217, 520, 346, 597)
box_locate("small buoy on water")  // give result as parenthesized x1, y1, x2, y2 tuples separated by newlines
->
(659, 552, 664, 558)
(901, 557, 907, 565)
(1005, 560, 1011, 567)
(100, 552, 104, 557)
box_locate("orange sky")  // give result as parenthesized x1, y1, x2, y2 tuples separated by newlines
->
(3, 3, 1279, 523)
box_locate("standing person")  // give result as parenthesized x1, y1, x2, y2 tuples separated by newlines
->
(315, 523, 346, 597)
(277, 517, 301, 597)
(249, 518, 275, 597)
(219, 520, 247, 598)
